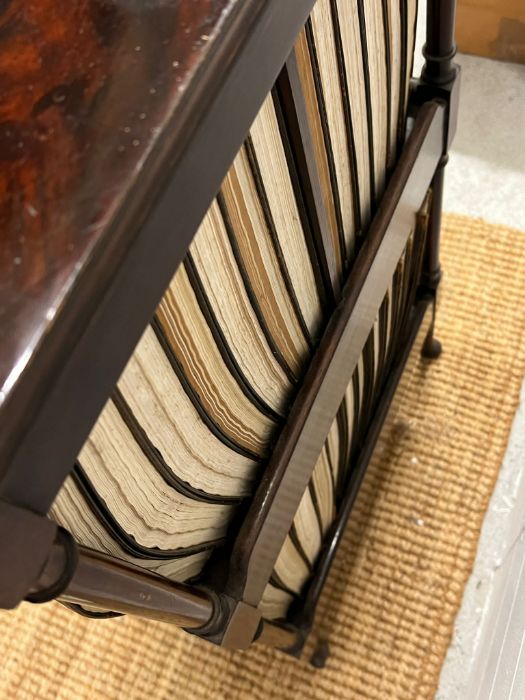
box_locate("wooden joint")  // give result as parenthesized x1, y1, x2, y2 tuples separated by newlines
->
(194, 592, 304, 650)
(412, 0, 460, 152)
(187, 592, 263, 649)
(410, 65, 461, 154)
(219, 600, 262, 649)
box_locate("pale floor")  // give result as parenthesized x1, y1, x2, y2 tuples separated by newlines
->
(413, 14, 525, 700)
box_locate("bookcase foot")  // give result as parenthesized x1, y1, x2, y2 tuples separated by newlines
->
(421, 333, 442, 360)
(310, 639, 330, 668)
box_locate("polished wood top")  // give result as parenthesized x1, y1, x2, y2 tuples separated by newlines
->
(0, 0, 235, 455)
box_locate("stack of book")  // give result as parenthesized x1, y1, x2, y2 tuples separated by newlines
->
(50, 0, 420, 621)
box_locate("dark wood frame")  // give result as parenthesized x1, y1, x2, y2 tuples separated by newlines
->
(0, 0, 459, 655)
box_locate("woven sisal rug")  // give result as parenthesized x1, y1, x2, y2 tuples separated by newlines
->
(1, 214, 524, 700)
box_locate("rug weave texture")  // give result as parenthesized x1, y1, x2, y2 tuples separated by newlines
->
(1, 214, 524, 700)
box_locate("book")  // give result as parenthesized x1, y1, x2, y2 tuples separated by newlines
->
(50, 478, 211, 580)
(49, 0, 421, 617)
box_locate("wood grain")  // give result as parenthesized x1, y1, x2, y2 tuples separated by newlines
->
(0, 0, 232, 452)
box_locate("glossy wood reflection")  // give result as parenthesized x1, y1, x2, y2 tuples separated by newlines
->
(0, 0, 232, 411)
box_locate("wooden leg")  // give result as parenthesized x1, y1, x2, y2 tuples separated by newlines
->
(419, 0, 458, 358)
(421, 0, 457, 288)
(422, 328, 442, 360)
(421, 296, 442, 360)
(310, 638, 330, 668)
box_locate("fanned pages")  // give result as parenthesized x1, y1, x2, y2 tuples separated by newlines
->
(310, 1, 357, 258)
(405, 0, 419, 113)
(295, 27, 343, 277)
(249, 95, 323, 338)
(50, 479, 211, 580)
(118, 327, 258, 498)
(156, 266, 275, 457)
(77, 399, 233, 551)
(362, 0, 389, 198)
(220, 146, 311, 376)
(387, 0, 403, 164)
(189, 200, 292, 413)
(333, 0, 372, 227)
